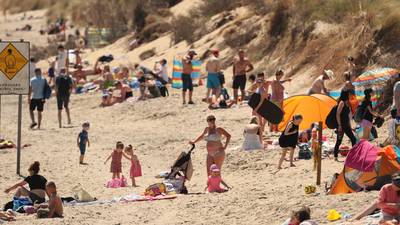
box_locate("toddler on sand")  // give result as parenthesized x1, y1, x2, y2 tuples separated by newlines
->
(124, 145, 142, 187)
(205, 164, 231, 193)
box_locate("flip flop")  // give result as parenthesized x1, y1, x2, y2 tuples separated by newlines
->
(30, 123, 37, 129)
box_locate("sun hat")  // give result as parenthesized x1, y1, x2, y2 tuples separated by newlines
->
(210, 164, 220, 172)
(324, 70, 334, 79)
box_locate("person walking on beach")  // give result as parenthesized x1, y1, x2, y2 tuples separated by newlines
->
(232, 49, 254, 103)
(54, 45, 69, 77)
(334, 90, 357, 161)
(277, 115, 303, 170)
(182, 50, 197, 105)
(270, 69, 291, 133)
(205, 49, 222, 103)
(359, 88, 381, 140)
(190, 115, 231, 176)
(77, 122, 90, 165)
(55, 68, 73, 128)
(308, 70, 333, 95)
(29, 68, 46, 130)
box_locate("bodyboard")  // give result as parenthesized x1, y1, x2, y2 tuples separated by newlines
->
(248, 93, 284, 124)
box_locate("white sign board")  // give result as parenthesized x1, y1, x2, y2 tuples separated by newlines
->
(0, 41, 30, 95)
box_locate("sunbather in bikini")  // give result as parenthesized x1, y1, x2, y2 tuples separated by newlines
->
(190, 115, 231, 176)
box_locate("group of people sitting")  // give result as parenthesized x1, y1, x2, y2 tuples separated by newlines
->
(3, 162, 63, 220)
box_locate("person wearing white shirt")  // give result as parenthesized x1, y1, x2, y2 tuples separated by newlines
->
(154, 59, 169, 84)
(54, 45, 69, 76)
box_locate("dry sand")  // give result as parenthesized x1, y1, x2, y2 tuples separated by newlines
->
(0, 2, 391, 224)
(0, 87, 385, 225)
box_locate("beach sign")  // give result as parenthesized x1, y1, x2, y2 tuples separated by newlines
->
(0, 41, 30, 95)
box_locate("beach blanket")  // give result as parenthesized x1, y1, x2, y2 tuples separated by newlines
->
(120, 194, 177, 202)
(344, 140, 379, 172)
(172, 58, 201, 89)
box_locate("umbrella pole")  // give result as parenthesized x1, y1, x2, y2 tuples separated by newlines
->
(316, 121, 323, 185)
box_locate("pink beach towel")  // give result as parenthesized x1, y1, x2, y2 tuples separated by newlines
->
(344, 140, 379, 172)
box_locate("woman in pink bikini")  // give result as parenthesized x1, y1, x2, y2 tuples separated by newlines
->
(104, 142, 129, 179)
(190, 115, 231, 176)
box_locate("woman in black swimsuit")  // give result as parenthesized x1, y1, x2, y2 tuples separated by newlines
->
(334, 90, 357, 161)
(5, 161, 47, 204)
(277, 115, 303, 170)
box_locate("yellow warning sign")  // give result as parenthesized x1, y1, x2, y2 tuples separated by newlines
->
(0, 43, 28, 80)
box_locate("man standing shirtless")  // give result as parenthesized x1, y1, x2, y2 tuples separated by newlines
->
(232, 49, 254, 103)
(182, 50, 197, 105)
(205, 49, 221, 102)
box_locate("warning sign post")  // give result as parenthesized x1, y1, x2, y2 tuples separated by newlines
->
(0, 40, 30, 175)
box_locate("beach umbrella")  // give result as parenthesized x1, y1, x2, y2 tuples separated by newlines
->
(278, 94, 337, 131)
(353, 68, 399, 87)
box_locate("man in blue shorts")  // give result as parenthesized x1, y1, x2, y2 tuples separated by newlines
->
(205, 49, 221, 102)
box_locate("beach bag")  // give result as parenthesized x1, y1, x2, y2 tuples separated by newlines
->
(298, 143, 312, 160)
(43, 79, 52, 99)
(72, 186, 95, 202)
(221, 88, 229, 100)
(354, 104, 366, 123)
(145, 183, 166, 197)
(159, 86, 169, 97)
(325, 105, 338, 129)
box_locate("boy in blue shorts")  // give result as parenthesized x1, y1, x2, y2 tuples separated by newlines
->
(77, 122, 90, 165)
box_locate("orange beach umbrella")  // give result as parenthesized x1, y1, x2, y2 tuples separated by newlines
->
(278, 94, 337, 131)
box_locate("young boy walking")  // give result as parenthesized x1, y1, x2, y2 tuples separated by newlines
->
(77, 122, 90, 165)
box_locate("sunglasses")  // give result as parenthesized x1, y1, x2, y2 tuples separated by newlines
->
(207, 118, 216, 122)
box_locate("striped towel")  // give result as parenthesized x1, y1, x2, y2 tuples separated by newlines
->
(172, 57, 201, 89)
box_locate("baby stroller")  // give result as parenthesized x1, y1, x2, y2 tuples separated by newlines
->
(164, 144, 195, 194)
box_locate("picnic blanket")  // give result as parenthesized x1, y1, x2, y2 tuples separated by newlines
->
(171, 58, 201, 89)
(344, 140, 379, 172)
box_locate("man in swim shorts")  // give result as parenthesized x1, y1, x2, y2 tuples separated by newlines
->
(232, 49, 254, 104)
(205, 49, 222, 102)
(182, 50, 197, 105)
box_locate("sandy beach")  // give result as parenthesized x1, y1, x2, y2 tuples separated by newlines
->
(0, 1, 399, 224)
(0, 87, 386, 224)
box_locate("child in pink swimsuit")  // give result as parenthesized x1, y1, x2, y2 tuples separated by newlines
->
(124, 145, 142, 187)
(205, 164, 231, 193)
(104, 142, 129, 179)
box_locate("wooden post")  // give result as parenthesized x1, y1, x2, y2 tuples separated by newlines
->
(316, 121, 323, 185)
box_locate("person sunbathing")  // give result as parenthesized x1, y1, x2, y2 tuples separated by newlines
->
(36, 182, 63, 218)
(71, 64, 95, 85)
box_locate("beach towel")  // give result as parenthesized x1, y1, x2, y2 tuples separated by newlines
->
(344, 140, 379, 172)
(171, 58, 201, 89)
(121, 194, 177, 202)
